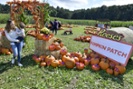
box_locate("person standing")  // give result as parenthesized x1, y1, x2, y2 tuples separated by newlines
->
(53, 19, 59, 35)
(4, 20, 25, 67)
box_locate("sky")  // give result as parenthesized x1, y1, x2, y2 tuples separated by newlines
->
(0, 0, 133, 11)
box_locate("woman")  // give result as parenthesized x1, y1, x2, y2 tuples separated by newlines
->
(4, 20, 25, 67)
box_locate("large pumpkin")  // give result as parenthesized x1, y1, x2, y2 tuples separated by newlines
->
(65, 57, 75, 69)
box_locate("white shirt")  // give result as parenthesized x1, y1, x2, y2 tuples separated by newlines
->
(16, 28, 25, 37)
(5, 28, 19, 44)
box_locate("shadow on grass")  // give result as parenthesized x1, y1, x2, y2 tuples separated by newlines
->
(0, 54, 37, 74)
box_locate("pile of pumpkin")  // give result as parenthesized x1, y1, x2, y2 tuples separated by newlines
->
(74, 35, 91, 43)
(49, 39, 64, 51)
(84, 26, 100, 35)
(0, 47, 12, 55)
(27, 27, 54, 41)
(32, 49, 126, 76)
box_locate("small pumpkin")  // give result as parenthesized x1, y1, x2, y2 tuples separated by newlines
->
(49, 44, 56, 51)
(115, 64, 126, 74)
(58, 59, 65, 67)
(73, 57, 79, 62)
(84, 59, 90, 66)
(40, 62, 46, 67)
(90, 57, 100, 65)
(62, 55, 70, 62)
(60, 49, 67, 56)
(36, 33, 44, 40)
(76, 62, 85, 70)
(51, 60, 59, 68)
(114, 67, 119, 76)
(99, 59, 109, 70)
(106, 68, 113, 75)
(91, 64, 100, 71)
(45, 55, 55, 66)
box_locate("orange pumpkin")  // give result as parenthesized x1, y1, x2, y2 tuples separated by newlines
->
(79, 55, 86, 63)
(60, 49, 67, 56)
(51, 60, 59, 68)
(39, 55, 46, 62)
(115, 64, 126, 74)
(99, 59, 109, 70)
(90, 57, 100, 65)
(58, 59, 65, 67)
(42, 35, 50, 41)
(109, 61, 116, 69)
(45, 55, 55, 66)
(76, 62, 85, 70)
(36, 33, 44, 40)
(74, 51, 82, 58)
(65, 57, 75, 69)
(55, 45, 61, 50)
(35, 57, 41, 63)
(114, 67, 119, 76)
(106, 68, 113, 75)
(62, 55, 70, 62)
(91, 64, 100, 71)
(73, 57, 79, 62)
(40, 62, 46, 67)
(60, 42, 64, 47)
(84, 59, 90, 66)
(49, 44, 56, 51)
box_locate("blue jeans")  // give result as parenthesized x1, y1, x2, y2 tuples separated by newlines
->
(11, 41, 24, 63)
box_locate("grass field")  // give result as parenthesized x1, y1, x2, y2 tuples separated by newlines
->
(0, 24, 133, 89)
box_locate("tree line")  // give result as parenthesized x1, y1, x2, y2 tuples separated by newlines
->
(0, 3, 133, 21)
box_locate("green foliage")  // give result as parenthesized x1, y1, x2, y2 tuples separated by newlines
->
(18, 12, 29, 25)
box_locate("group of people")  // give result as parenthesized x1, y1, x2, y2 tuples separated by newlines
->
(4, 20, 25, 67)
(48, 19, 61, 35)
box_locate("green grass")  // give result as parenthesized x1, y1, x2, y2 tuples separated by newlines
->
(0, 25, 133, 89)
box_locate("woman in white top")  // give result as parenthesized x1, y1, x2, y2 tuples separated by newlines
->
(5, 20, 25, 67)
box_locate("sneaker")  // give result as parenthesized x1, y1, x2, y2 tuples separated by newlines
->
(11, 59, 15, 64)
(18, 63, 23, 67)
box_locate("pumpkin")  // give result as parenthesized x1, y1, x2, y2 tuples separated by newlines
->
(35, 57, 41, 63)
(60, 42, 64, 47)
(84, 48, 88, 54)
(106, 68, 113, 75)
(39, 55, 46, 62)
(90, 51, 96, 58)
(40, 62, 46, 67)
(65, 57, 75, 69)
(109, 61, 116, 69)
(49, 44, 56, 51)
(42, 35, 50, 41)
(6, 51, 11, 55)
(62, 55, 70, 62)
(51, 60, 59, 68)
(74, 51, 82, 58)
(84, 59, 90, 66)
(45, 55, 55, 66)
(73, 57, 79, 62)
(76, 62, 85, 70)
(60, 49, 67, 56)
(114, 67, 119, 76)
(115, 64, 126, 74)
(90, 57, 100, 65)
(58, 59, 65, 67)
(36, 33, 43, 40)
(99, 59, 109, 70)
(55, 45, 61, 50)
(79, 55, 86, 63)
(92, 64, 100, 71)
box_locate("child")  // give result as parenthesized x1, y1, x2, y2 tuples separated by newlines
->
(16, 22, 26, 46)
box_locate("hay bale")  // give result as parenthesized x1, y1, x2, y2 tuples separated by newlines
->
(34, 37, 67, 59)
(108, 27, 133, 56)
(0, 31, 11, 49)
